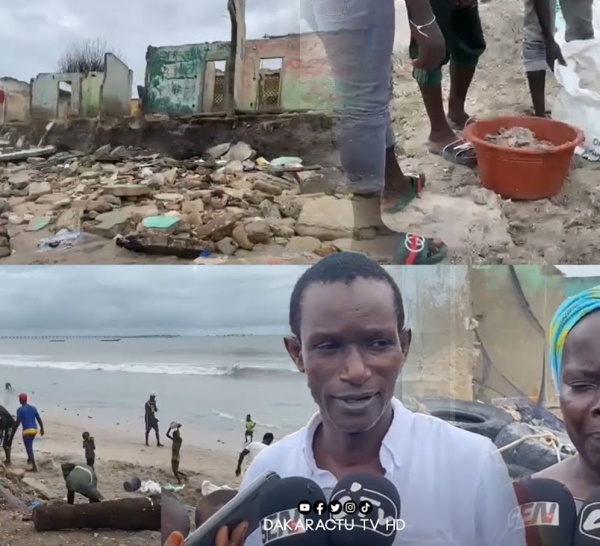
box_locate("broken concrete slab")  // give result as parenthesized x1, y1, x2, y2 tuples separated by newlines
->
(0, 146, 56, 163)
(296, 196, 384, 241)
(103, 184, 152, 198)
(382, 193, 514, 253)
(25, 217, 52, 232)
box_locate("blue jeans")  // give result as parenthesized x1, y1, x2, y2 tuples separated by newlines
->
(302, 0, 397, 194)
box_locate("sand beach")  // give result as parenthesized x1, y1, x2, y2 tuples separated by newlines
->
(0, 412, 240, 545)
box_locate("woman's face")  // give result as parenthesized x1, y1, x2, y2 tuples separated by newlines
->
(560, 311, 600, 472)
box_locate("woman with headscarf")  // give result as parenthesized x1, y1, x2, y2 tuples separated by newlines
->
(534, 285, 600, 509)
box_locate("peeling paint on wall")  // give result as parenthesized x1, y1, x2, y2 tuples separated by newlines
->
(145, 43, 230, 115)
(0, 78, 31, 123)
(144, 33, 335, 115)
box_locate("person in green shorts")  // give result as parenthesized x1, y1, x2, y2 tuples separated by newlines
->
(61, 462, 104, 504)
(244, 414, 256, 443)
(410, 0, 486, 167)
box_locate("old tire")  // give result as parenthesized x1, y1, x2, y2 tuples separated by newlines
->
(419, 397, 514, 440)
(494, 422, 561, 472)
(123, 476, 141, 492)
(507, 464, 535, 480)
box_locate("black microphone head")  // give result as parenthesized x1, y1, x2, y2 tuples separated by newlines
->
(260, 476, 328, 546)
(328, 473, 401, 546)
(511, 478, 577, 546)
(575, 488, 600, 545)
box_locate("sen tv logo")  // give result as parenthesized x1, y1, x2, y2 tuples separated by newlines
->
(579, 502, 600, 540)
(509, 502, 560, 530)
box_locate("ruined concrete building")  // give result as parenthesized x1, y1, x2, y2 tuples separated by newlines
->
(0, 0, 334, 123)
(144, 0, 334, 115)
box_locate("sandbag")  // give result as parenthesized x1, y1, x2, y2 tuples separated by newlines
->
(552, 0, 600, 161)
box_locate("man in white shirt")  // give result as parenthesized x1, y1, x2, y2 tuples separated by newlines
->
(235, 433, 274, 477)
(163, 252, 525, 546)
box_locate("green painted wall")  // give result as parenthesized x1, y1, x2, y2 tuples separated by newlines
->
(80, 74, 102, 117)
(145, 43, 230, 115)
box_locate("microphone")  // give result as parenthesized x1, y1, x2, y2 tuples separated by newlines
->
(328, 474, 401, 546)
(512, 478, 577, 546)
(259, 477, 329, 545)
(575, 488, 600, 545)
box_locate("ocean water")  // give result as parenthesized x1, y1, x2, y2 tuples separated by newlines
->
(0, 336, 316, 451)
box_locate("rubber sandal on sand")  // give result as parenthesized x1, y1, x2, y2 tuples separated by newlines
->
(395, 233, 448, 265)
(431, 138, 477, 167)
(382, 172, 426, 214)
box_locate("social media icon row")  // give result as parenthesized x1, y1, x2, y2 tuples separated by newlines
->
(297, 500, 373, 515)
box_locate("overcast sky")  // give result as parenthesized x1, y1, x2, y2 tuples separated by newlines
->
(0, 265, 596, 336)
(0, 0, 305, 87)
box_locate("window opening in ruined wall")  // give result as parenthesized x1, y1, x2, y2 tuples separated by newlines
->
(257, 57, 283, 110)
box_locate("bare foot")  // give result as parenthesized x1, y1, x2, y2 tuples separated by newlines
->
(447, 109, 472, 129)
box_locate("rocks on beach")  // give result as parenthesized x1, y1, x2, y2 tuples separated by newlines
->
(0, 138, 389, 262)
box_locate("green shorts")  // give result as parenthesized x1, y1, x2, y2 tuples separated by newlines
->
(409, 0, 486, 86)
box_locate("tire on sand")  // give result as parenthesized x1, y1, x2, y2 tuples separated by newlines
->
(494, 422, 561, 472)
(419, 397, 514, 440)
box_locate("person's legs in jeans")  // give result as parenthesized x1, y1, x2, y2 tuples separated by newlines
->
(303, 0, 447, 261)
(560, 0, 594, 41)
(308, 0, 423, 207)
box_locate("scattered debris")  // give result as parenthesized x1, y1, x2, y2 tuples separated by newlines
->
(0, 138, 390, 263)
(484, 127, 555, 151)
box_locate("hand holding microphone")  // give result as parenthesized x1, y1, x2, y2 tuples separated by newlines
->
(328, 474, 401, 546)
(163, 525, 248, 546)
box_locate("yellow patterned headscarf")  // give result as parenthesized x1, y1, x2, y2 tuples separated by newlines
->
(549, 285, 600, 391)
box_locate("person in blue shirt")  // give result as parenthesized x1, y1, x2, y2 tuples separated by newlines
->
(12, 393, 44, 472)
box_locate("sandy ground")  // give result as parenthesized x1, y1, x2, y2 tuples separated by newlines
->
(1, 0, 599, 266)
(0, 414, 239, 546)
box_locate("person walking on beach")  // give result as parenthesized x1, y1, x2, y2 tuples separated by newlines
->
(61, 462, 103, 504)
(82, 431, 96, 468)
(166, 422, 187, 484)
(12, 393, 44, 472)
(244, 414, 256, 443)
(235, 432, 274, 477)
(0, 404, 15, 465)
(145, 393, 162, 447)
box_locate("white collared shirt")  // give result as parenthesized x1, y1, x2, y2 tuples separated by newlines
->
(240, 397, 525, 546)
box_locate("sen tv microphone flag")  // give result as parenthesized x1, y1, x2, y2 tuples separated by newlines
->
(259, 476, 328, 546)
(512, 478, 577, 546)
(575, 488, 600, 545)
(328, 473, 401, 546)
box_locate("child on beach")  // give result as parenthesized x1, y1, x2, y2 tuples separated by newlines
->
(166, 422, 187, 484)
(244, 414, 256, 443)
(82, 431, 96, 467)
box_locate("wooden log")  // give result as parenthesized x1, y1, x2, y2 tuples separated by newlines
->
(33, 495, 161, 532)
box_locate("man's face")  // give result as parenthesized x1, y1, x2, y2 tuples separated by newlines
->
(560, 311, 600, 471)
(286, 278, 410, 434)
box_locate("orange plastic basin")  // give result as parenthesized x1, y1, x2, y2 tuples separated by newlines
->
(464, 116, 583, 200)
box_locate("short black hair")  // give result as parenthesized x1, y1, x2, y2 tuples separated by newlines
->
(289, 252, 405, 338)
(263, 432, 274, 442)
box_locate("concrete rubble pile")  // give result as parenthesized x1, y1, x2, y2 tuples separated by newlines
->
(0, 138, 390, 262)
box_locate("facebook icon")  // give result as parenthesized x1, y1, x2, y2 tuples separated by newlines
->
(313, 501, 327, 515)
